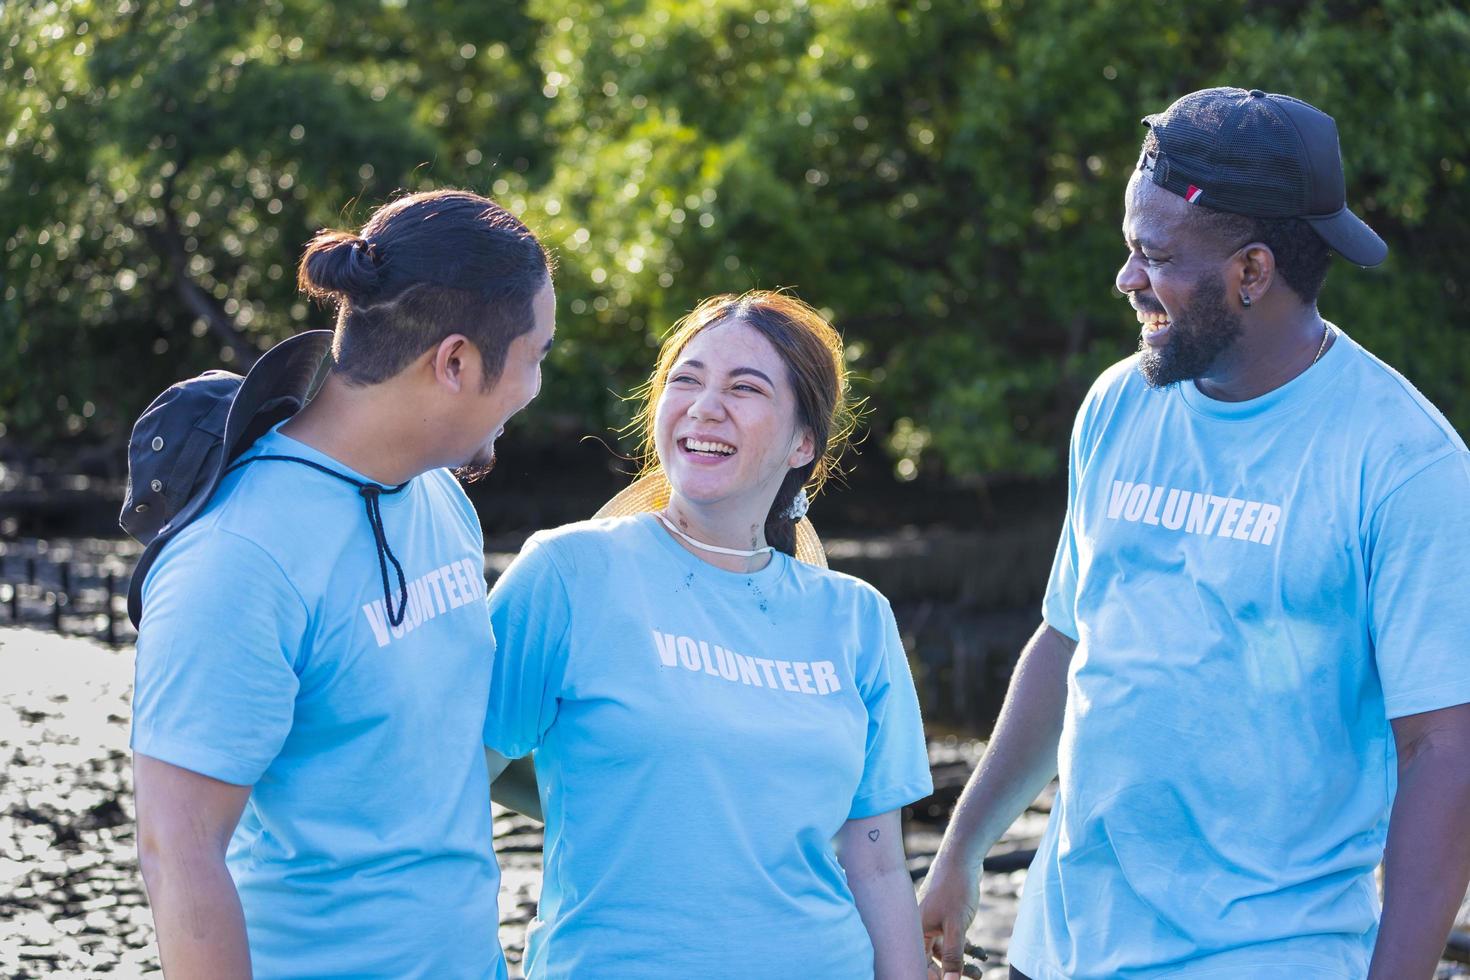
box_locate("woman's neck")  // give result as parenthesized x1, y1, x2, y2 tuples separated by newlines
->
(659, 496, 773, 573)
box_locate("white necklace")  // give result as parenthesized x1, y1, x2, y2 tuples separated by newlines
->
(655, 512, 772, 559)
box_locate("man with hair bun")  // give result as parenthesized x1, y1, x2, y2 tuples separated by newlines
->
(920, 89, 1470, 979)
(130, 190, 555, 979)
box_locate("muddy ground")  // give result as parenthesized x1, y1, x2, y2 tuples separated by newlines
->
(2, 628, 1466, 979)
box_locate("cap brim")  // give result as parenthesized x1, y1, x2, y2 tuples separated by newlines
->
(1304, 206, 1388, 268)
(594, 472, 828, 568)
(127, 330, 333, 627)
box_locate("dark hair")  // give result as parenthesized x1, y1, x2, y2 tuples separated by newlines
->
(634, 291, 858, 557)
(1140, 130, 1331, 303)
(297, 190, 552, 387)
(1196, 209, 1331, 304)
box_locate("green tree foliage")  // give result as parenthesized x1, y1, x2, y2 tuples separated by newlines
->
(2, 0, 545, 455)
(526, 0, 1470, 481)
(4, 0, 1467, 486)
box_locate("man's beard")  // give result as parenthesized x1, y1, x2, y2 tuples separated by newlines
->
(453, 447, 497, 484)
(1136, 273, 1243, 389)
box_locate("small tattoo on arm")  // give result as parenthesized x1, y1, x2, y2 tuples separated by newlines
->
(867, 829, 880, 842)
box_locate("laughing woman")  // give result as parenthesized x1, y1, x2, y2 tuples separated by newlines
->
(485, 291, 932, 979)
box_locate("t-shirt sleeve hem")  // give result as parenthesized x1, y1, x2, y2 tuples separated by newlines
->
(1041, 609, 1079, 642)
(1383, 683, 1470, 720)
(482, 733, 533, 760)
(130, 733, 262, 787)
(847, 777, 934, 820)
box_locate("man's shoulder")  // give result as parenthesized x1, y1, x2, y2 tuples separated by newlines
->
(1069, 355, 1159, 448)
(1338, 333, 1468, 456)
(140, 513, 309, 636)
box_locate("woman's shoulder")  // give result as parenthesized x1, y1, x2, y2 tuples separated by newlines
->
(786, 558, 893, 619)
(520, 513, 651, 573)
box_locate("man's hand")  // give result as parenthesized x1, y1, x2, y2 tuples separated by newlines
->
(919, 853, 982, 980)
(915, 622, 1074, 980)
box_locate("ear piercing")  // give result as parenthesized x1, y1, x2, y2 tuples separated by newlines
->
(1240, 293, 1252, 307)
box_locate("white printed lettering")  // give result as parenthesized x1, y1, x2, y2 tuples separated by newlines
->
(1185, 493, 1209, 533)
(755, 658, 779, 687)
(812, 660, 841, 695)
(1142, 485, 1165, 526)
(650, 632, 843, 697)
(425, 570, 448, 613)
(1161, 488, 1188, 530)
(413, 579, 436, 623)
(697, 641, 720, 676)
(676, 636, 701, 671)
(1233, 501, 1261, 541)
(442, 564, 463, 607)
(405, 585, 423, 629)
(450, 561, 473, 605)
(1253, 504, 1281, 545)
(1217, 498, 1245, 538)
(734, 652, 763, 686)
(652, 631, 679, 667)
(1202, 495, 1228, 535)
(362, 601, 391, 648)
(1124, 483, 1150, 521)
(1103, 478, 1284, 548)
(1107, 481, 1134, 519)
(459, 559, 483, 600)
(713, 646, 739, 681)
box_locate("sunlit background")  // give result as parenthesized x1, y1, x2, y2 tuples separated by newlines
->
(3, 0, 1469, 976)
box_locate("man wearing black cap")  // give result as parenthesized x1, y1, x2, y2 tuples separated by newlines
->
(128, 190, 554, 979)
(920, 89, 1470, 979)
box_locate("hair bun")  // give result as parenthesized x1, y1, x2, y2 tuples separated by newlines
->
(297, 230, 383, 302)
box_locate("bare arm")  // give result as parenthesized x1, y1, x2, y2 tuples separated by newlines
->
(133, 753, 253, 979)
(838, 809, 926, 980)
(486, 748, 542, 822)
(1369, 702, 1470, 980)
(918, 622, 1076, 979)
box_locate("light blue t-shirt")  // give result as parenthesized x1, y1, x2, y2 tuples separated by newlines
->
(485, 513, 933, 979)
(132, 425, 505, 980)
(1012, 329, 1470, 979)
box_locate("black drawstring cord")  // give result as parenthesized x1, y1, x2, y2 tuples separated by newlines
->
(357, 483, 410, 626)
(225, 454, 413, 627)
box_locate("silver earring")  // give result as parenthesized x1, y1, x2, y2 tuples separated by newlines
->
(1240, 293, 1252, 308)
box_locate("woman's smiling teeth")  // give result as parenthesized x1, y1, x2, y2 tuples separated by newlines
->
(682, 437, 736, 457)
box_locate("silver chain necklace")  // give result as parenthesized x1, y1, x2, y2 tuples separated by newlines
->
(1311, 322, 1331, 364)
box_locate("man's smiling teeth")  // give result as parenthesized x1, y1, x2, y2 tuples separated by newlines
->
(683, 438, 736, 456)
(1138, 311, 1171, 336)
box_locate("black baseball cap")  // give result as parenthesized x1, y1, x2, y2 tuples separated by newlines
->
(121, 330, 333, 626)
(1141, 87, 1387, 267)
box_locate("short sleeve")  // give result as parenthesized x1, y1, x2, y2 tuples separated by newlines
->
(484, 535, 573, 758)
(1042, 395, 1092, 641)
(1366, 451, 1470, 719)
(131, 529, 306, 785)
(848, 599, 933, 820)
